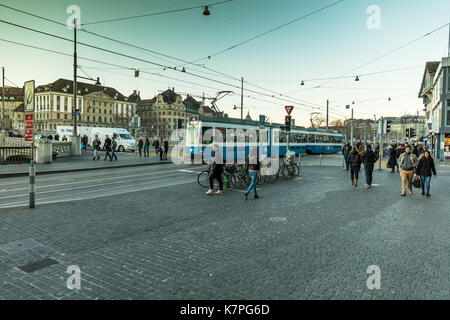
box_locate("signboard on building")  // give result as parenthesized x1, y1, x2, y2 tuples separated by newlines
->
(24, 80, 35, 113)
(259, 115, 265, 129)
(189, 116, 199, 126)
(24, 113, 34, 142)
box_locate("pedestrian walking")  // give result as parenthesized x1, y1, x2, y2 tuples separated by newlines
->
(111, 137, 118, 161)
(387, 144, 397, 173)
(144, 137, 150, 157)
(206, 144, 224, 195)
(244, 147, 261, 200)
(356, 139, 365, 155)
(104, 135, 112, 161)
(81, 135, 88, 151)
(361, 144, 378, 188)
(342, 140, 352, 171)
(92, 135, 101, 160)
(137, 138, 144, 157)
(349, 147, 362, 187)
(398, 146, 418, 197)
(395, 144, 404, 172)
(412, 140, 424, 158)
(416, 150, 436, 197)
(159, 138, 164, 160)
(163, 139, 169, 160)
(152, 138, 160, 158)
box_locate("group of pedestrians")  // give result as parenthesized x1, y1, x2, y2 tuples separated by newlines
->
(343, 139, 379, 188)
(151, 138, 169, 161)
(137, 137, 151, 157)
(343, 139, 437, 197)
(91, 134, 118, 161)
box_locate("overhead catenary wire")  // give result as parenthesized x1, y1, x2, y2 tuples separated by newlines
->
(179, 0, 345, 65)
(0, 4, 339, 116)
(0, 37, 353, 119)
(81, 0, 234, 26)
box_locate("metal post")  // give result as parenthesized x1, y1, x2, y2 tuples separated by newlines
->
(378, 118, 383, 171)
(319, 153, 322, 166)
(73, 18, 78, 137)
(2, 67, 5, 134)
(326, 99, 329, 131)
(350, 108, 354, 146)
(29, 143, 35, 208)
(240, 77, 244, 120)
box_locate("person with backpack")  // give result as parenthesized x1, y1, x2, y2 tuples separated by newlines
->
(416, 150, 436, 197)
(342, 140, 352, 171)
(349, 147, 362, 187)
(111, 137, 118, 161)
(92, 135, 101, 160)
(398, 145, 418, 197)
(103, 135, 112, 161)
(361, 144, 378, 188)
(244, 147, 261, 200)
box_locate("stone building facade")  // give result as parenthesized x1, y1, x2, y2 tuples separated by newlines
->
(34, 79, 139, 134)
(0, 86, 24, 131)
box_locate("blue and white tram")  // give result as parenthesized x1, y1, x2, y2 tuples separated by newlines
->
(185, 118, 342, 161)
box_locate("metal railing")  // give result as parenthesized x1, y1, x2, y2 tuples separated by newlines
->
(0, 146, 33, 164)
(52, 141, 71, 157)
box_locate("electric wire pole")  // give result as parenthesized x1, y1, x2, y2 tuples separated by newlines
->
(1, 67, 5, 134)
(240, 77, 243, 120)
(73, 18, 78, 137)
(326, 99, 329, 131)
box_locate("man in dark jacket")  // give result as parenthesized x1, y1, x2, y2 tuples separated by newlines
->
(103, 135, 112, 160)
(163, 139, 169, 160)
(342, 141, 352, 171)
(349, 147, 362, 187)
(387, 144, 397, 173)
(361, 145, 378, 188)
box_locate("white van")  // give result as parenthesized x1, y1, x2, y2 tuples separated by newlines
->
(90, 127, 136, 152)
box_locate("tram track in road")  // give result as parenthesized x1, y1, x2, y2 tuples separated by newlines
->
(0, 165, 205, 209)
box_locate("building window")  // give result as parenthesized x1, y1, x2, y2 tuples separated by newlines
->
(447, 100, 450, 126)
(64, 114, 67, 120)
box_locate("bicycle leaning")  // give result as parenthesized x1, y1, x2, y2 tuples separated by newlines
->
(197, 164, 236, 191)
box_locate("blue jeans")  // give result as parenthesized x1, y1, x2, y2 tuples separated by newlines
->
(364, 164, 374, 185)
(245, 171, 258, 196)
(344, 154, 350, 170)
(420, 176, 431, 194)
(111, 149, 117, 160)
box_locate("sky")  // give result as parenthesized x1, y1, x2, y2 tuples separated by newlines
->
(0, 0, 449, 127)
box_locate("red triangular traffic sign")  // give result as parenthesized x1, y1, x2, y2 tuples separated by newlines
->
(285, 106, 294, 115)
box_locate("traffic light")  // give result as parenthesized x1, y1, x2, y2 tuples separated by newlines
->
(410, 128, 416, 138)
(285, 115, 291, 132)
(386, 120, 392, 133)
(405, 128, 410, 137)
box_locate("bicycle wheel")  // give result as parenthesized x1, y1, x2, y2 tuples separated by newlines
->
(197, 170, 210, 188)
(223, 173, 236, 191)
(292, 164, 300, 177)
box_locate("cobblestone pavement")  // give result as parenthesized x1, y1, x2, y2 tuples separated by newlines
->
(0, 156, 449, 300)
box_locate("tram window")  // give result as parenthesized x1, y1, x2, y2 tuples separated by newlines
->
(280, 133, 287, 143)
(216, 127, 226, 142)
(307, 134, 315, 143)
(202, 127, 213, 144)
(246, 130, 257, 143)
(316, 135, 323, 143)
(323, 135, 330, 143)
(336, 136, 343, 143)
(328, 135, 335, 143)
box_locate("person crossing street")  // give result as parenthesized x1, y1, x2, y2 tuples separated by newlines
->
(342, 141, 352, 171)
(361, 144, 378, 188)
(398, 146, 417, 197)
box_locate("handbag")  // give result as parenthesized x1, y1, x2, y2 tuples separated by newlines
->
(412, 175, 421, 189)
